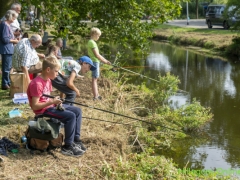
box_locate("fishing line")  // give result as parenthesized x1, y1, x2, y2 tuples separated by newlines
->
(43, 94, 184, 133)
(111, 64, 189, 94)
(112, 64, 160, 83)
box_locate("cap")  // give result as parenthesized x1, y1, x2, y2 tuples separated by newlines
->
(77, 56, 96, 71)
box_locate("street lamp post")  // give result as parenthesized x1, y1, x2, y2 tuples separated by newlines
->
(186, 2, 189, 25)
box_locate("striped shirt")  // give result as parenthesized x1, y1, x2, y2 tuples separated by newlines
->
(12, 38, 39, 71)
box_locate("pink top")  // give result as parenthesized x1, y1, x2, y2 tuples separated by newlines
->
(27, 76, 54, 114)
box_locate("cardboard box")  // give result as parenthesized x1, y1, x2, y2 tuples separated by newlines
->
(10, 73, 28, 98)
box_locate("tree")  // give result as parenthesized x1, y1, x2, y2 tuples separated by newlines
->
(0, 0, 15, 18)
(226, 0, 240, 31)
(19, 0, 183, 57)
(196, 0, 199, 19)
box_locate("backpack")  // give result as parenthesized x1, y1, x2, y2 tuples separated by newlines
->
(25, 127, 63, 152)
(25, 115, 64, 152)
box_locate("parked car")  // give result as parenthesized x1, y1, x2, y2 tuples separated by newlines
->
(205, 4, 239, 29)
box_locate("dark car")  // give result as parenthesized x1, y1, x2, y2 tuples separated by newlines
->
(206, 5, 240, 29)
(205, 5, 230, 29)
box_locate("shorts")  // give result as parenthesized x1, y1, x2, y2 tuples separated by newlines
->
(92, 62, 100, 78)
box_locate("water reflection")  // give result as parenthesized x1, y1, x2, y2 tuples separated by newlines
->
(148, 53, 171, 72)
(146, 42, 240, 170)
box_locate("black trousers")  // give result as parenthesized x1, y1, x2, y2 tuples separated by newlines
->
(51, 73, 76, 105)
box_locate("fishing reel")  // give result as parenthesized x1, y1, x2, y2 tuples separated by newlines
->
(56, 103, 65, 111)
(110, 68, 117, 72)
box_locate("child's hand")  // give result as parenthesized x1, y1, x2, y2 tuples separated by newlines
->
(77, 74, 84, 79)
(53, 96, 62, 104)
(76, 89, 80, 96)
(105, 60, 111, 65)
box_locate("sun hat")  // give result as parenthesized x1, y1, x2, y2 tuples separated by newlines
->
(76, 56, 96, 71)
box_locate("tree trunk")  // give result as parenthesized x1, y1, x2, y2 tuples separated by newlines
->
(0, 0, 15, 18)
(196, 0, 199, 19)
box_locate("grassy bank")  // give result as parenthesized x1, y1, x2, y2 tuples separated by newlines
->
(0, 35, 233, 179)
(153, 24, 240, 60)
(0, 72, 229, 179)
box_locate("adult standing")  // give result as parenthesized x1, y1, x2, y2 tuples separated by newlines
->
(12, 34, 43, 86)
(1, 3, 22, 39)
(0, 10, 19, 90)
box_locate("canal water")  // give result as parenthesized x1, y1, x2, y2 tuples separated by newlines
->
(127, 42, 240, 171)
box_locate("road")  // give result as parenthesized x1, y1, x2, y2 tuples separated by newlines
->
(166, 19, 207, 29)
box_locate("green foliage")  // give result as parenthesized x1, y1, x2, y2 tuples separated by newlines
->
(212, 0, 228, 4)
(135, 99, 212, 151)
(19, 0, 183, 56)
(226, 0, 240, 32)
(225, 35, 240, 57)
(101, 153, 225, 179)
(140, 72, 180, 111)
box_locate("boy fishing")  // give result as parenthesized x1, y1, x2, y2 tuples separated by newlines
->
(51, 55, 96, 105)
(27, 56, 87, 157)
(87, 27, 111, 100)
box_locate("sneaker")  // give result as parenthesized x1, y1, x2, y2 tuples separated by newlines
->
(61, 144, 85, 157)
(74, 140, 87, 152)
(93, 96, 102, 101)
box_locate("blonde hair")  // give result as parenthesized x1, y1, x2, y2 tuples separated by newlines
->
(45, 44, 59, 57)
(90, 27, 101, 36)
(5, 10, 18, 21)
(43, 56, 61, 70)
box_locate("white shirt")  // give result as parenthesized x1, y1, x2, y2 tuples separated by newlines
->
(12, 38, 39, 71)
(1, 17, 20, 32)
(10, 19, 20, 32)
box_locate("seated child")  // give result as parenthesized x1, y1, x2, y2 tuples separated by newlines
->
(27, 56, 86, 157)
(56, 38, 73, 60)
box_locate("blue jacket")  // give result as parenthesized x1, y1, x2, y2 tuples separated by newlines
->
(0, 21, 14, 54)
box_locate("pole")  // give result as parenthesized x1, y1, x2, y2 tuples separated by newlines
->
(186, 2, 189, 25)
(42, 94, 184, 133)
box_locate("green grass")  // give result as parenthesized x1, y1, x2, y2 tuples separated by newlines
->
(156, 24, 239, 35)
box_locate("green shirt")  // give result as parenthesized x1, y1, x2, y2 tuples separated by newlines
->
(87, 39, 99, 63)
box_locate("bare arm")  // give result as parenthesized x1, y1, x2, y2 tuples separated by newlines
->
(37, 53, 45, 59)
(92, 48, 111, 65)
(22, 66, 31, 86)
(66, 71, 80, 96)
(10, 39, 18, 44)
(31, 96, 62, 111)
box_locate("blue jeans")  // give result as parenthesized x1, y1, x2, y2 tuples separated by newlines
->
(92, 62, 100, 78)
(1, 54, 12, 87)
(43, 105, 82, 145)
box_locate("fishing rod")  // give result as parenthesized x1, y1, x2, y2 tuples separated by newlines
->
(111, 64, 189, 94)
(42, 94, 184, 133)
(82, 116, 142, 128)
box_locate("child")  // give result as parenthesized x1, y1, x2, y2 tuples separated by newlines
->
(87, 27, 111, 100)
(51, 55, 96, 105)
(45, 44, 59, 57)
(55, 38, 73, 60)
(27, 56, 86, 157)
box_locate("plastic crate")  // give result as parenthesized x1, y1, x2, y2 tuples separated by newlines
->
(14, 93, 28, 99)
(12, 98, 29, 104)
